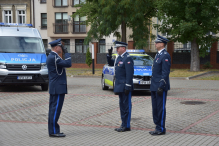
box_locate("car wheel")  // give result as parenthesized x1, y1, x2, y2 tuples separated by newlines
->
(41, 84, 48, 91)
(101, 75, 109, 90)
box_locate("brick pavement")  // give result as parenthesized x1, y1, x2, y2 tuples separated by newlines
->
(0, 78, 219, 145)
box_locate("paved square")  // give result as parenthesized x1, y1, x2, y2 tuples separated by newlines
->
(0, 77, 219, 145)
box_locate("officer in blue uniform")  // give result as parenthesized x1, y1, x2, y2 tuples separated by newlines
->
(107, 41, 134, 132)
(47, 38, 72, 137)
(149, 35, 171, 136)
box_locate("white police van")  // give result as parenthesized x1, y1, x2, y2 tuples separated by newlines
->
(102, 50, 153, 91)
(0, 23, 49, 91)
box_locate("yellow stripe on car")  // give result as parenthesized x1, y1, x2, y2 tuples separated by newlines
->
(105, 79, 113, 86)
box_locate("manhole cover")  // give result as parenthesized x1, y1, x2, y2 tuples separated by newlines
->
(180, 101, 206, 105)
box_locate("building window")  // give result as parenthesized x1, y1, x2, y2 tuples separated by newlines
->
(17, 10, 26, 24)
(73, 14, 86, 33)
(99, 39, 106, 53)
(40, 0, 47, 3)
(54, 0, 68, 7)
(73, 0, 85, 6)
(41, 13, 47, 29)
(4, 10, 12, 23)
(61, 39, 70, 52)
(75, 39, 88, 53)
(42, 39, 48, 49)
(54, 12, 68, 33)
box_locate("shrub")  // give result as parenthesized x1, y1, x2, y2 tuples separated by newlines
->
(85, 48, 92, 67)
(203, 61, 213, 69)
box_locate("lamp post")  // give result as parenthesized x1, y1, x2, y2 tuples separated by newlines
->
(92, 44, 95, 74)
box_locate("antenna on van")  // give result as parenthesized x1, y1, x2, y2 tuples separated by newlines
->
(17, 25, 19, 31)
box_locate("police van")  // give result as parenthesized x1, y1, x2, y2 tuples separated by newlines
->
(102, 50, 153, 91)
(0, 23, 49, 91)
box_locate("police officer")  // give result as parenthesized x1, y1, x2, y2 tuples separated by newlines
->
(149, 35, 171, 135)
(47, 38, 72, 137)
(107, 41, 134, 132)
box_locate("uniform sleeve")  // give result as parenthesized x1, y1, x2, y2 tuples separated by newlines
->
(56, 53, 72, 68)
(159, 54, 171, 89)
(107, 55, 115, 66)
(125, 57, 134, 91)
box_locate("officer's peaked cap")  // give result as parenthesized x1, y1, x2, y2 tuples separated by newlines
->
(114, 41, 128, 48)
(155, 35, 169, 44)
(49, 38, 62, 47)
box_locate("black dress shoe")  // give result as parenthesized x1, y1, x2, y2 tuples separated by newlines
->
(49, 133, 66, 137)
(149, 130, 165, 136)
(115, 126, 131, 132)
(115, 126, 122, 131)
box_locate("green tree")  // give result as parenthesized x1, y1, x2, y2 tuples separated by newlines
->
(85, 48, 92, 67)
(73, 0, 156, 49)
(154, 0, 219, 71)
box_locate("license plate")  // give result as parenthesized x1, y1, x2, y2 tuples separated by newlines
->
(139, 81, 151, 84)
(17, 76, 32, 80)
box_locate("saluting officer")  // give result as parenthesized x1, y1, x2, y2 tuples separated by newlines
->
(47, 38, 72, 137)
(149, 35, 171, 136)
(107, 41, 134, 132)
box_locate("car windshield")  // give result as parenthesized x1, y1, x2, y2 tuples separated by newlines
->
(130, 55, 153, 66)
(0, 36, 45, 53)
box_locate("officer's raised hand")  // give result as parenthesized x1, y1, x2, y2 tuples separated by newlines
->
(157, 87, 163, 96)
(61, 45, 68, 53)
(108, 47, 113, 56)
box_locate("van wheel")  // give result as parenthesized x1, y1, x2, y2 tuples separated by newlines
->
(41, 84, 48, 91)
(101, 75, 109, 90)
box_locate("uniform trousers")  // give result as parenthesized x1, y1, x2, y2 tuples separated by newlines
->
(118, 92, 132, 128)
(151, 91, 167, 132)
(48, 94, 65, 135)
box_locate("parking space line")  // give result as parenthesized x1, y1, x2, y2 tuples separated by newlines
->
(70, 97, 150, 124)
(181, 109, 219, 132)
(167, 97, 219, 102)
(1, 120, 219, 137)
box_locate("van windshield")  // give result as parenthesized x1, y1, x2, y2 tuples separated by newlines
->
(0, 37, 45, 53)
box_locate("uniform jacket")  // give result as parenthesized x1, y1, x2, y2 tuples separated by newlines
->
(150, 49, 171, 91)
(46, 51, 72, 94)
(107, 52, 134, 93)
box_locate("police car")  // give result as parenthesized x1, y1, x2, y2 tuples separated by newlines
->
(102, 50, 153, 91)
(0, 23, 49, 91)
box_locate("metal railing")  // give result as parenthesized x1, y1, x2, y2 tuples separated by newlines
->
(71, 22, 86, 34)
(53, 23, 69, 34)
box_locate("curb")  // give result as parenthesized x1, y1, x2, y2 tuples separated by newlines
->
(186, 71, 219, 80)
(170, 77, 187, 80)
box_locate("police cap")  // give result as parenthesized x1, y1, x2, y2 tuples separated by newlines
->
(155, 35, 169, 44)
(49, 38, 62, 47)
(114, 41, 128, 48)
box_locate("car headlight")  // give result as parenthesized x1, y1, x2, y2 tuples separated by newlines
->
(41, 63, 47, 69)
(0, 62, 6, 69)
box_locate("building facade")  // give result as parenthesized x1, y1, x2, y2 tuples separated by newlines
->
(0, 0, 32, 24)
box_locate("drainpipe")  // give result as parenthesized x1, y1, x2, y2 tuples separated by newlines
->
(33, 0, 35, 27)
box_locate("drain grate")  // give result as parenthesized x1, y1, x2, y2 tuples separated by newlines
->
(180, 101, 206, 105)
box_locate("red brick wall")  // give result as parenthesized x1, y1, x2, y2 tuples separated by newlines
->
(210, 41, 218, 68)
(167, 41, 174, 65)
(128, 41, 135, 49)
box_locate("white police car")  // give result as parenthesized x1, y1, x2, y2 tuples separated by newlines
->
(101, 50, 153, 91)
(0, 23, 49, 90)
